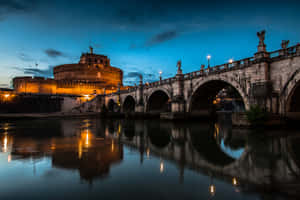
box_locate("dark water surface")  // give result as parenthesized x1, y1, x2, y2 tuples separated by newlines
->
(0, 118, 299, 200)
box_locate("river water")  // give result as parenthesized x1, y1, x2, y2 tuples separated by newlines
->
(0, 117, 299, 200)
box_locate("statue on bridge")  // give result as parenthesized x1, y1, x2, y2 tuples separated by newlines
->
(177, 60, 182, 74)
(257, 30, 266, 52)
(281, 40, 290, 49)
(139, 74, 143, 85)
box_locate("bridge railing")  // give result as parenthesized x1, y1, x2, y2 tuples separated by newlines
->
(115, 44, 300, 95)
(182, 56, 255, 80)
(270, 44, 300, 58)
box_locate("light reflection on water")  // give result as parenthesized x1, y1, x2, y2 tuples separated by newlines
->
(0, 118, 299, 200)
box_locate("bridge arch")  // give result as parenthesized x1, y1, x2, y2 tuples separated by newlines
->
(146, 89, 171, 113)
(188, 77, 249, 113)
(281, 68, 300, 114)
(107, 99, 118, 112)
(122, 95, 136, 113)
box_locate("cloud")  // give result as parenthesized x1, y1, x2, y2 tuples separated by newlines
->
(18, 52, 35, 62)
(126, 72, 142, 78)
(145, 30, 178, 47)
(14, 65, 54, 78)
(24, 66, 54, 77)
(0, 0, 38, 19)
(123, 71, 158, 85)
(44, 49, 65, 58)
(0, 83, 9, 88)
(130, 30, 179, 49)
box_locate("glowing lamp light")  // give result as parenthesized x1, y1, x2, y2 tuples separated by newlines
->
(160, 160, 164, 173)
(159, 71, 162, 80)
(83, 94, 90, 100)
(229, 59, 234, 64)
(209, 184, 216, 196)
(4, 94, 10, 98)
(232, 177, 238, 186)
(207, 55, 211, 67)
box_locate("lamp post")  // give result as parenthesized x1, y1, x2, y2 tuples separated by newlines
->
(159, 71, 162, 81)
(207, 55, 211, 67)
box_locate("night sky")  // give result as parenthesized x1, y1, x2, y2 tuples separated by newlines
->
(0, 0, 300, 87)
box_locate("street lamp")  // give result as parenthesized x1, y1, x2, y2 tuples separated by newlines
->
(159, 71, 162, 81)
(229, 58, 234, 64)
(207, 55, 211, 67)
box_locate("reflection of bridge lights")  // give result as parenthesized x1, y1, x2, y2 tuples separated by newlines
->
(146, 148, 150, 158)
(85, 130, 89, 146)
(3, 123, 9, 131)
(8, 154, 11, 163)
(213, 123, 219, 139)
(209, 175, 216, 197)
(209, 184, 216, 196)
(118, 123, 122, 135)
(3, 135, 8, 153)
(160, 159, 164, 173)
(111, 140, 114, 152)
(80, 129, 92, 148)
(232, 177, 238, 186)
(78, 140, 82, 159)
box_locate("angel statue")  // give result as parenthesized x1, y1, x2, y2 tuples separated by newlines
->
(257, 30, 266, 46)
(177, 60, 182, 74)
(281, 40, 289, 49)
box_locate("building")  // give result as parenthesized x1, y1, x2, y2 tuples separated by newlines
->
(13, 47, 126, 96)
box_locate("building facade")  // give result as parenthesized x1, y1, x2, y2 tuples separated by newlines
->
(13, 47, 125, 96)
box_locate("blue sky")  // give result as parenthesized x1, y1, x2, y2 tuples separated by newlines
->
(0, 0, 300, 87)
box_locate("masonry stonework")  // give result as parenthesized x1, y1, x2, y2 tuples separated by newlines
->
(102, 31, 300, 118)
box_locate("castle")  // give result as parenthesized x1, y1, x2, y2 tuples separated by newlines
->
(13, 47, 126, 96)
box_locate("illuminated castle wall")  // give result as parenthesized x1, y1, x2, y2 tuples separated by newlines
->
(13, 47, 125, 96)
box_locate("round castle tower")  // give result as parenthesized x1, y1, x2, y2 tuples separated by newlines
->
(13, 47, 124, 95)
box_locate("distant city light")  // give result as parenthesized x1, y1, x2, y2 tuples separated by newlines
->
(229, 59, 234, 63)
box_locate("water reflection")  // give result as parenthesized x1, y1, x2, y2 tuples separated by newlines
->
(0, 118, 299, 200)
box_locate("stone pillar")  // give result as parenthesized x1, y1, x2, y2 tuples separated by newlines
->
(135, 75, 144, 112)
(171, 60, 185, 113)
(296, 43, 300, 55)
(251, 30, 273, 112)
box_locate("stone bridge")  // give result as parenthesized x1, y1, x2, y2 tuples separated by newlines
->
(88, 31, 300, 119)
